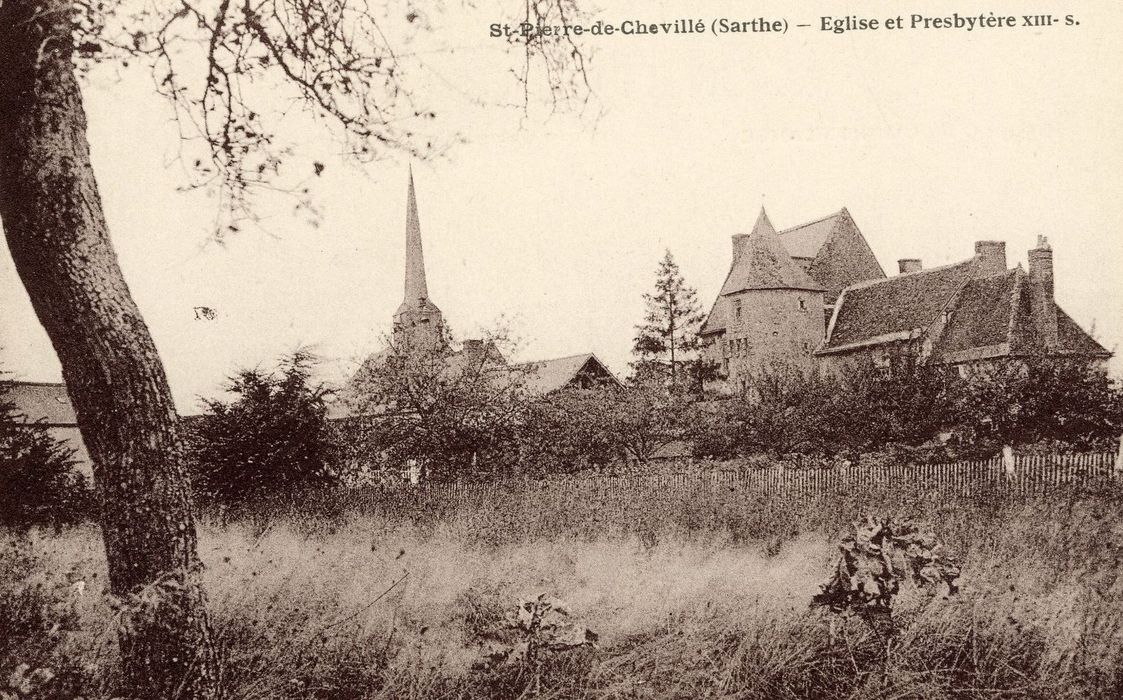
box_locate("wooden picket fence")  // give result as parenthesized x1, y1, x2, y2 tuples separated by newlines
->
(400, 451, 1121, 503)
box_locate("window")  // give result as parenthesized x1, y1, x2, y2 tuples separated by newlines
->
(802, 341, 810, 353)
(799, 298, 807, 311)
(734, 301, 743, 320)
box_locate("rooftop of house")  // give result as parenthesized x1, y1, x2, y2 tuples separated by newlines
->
(778, 209, 848, 260)
(718, 209, 824, 298)
(819, 255, 1111, 360)
(516, 353, 622, 394)
(2, 381, 77, 426)
(823, 259, 978, 350)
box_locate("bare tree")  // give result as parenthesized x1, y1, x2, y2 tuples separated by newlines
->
(0, 1, 589, 696)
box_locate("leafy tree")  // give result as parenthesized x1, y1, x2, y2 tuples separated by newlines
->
(188, 351, 338, 507)
(956, 359, 1123, 451)
(603, 385, 690, 466)
(822, 361, 965, 460)
(0, 0, 590, 693)
(632, 250, 710, 392)
(518, 387, 628, 474)
(724, 362, 837, 457)
(0, 379, 90, 530)
(346, 329, 534, 481)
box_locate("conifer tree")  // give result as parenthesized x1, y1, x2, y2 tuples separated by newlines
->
(632, 250, 706, 390)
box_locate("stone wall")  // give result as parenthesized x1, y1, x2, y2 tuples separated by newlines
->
(703, 288, 825, 392)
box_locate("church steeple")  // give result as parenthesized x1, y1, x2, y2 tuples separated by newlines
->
(393, 168, 445, 351)
(403, 165, 429, 302)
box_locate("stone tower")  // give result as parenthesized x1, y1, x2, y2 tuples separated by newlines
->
(699, 209, 826, 392)
(392, 168, 447, 352)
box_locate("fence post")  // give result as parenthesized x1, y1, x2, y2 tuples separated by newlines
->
(1002, 445, 1016, 479)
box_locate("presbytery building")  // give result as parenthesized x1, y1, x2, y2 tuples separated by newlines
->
(700, 208, 1110, 393)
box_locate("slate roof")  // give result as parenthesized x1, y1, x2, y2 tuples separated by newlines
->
(779, 211, 844, 260)
(718, 209, 823, 296)
(932, 269, 1110, 360)
(821, 261, 1110, 360)
(702, 208, 883, 335)
(933, 271, 1018, 353)
(823, 260, 977, 349)
(2, 382, 77, 426)
(517, 353, 622, 394)
(699, 296, 726, 336)
(1056, 309, 1112, 356)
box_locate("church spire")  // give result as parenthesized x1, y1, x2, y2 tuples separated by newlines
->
(393, 168, 445, 352)
(403, 165, 429, 302)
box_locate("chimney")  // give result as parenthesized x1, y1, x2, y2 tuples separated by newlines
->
(897, 258, 922, 274)
(1028, 235, 1057, 349)
(974, 240, 1007, 276)
(732, 233, 750, 265)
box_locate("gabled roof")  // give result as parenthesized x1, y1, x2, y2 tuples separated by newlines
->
(517, 353, 622, 394)
(1056, 309, 1112, 356)
(699, 295, 726, 336)
(779, 210, 845, 259)
(931, 269, 1109, 360)
(820, 260, 1111, 361)
(718, 209, 823, 296)
(932, 270, 1019, 353)
(3, 381, 77, 426)
(821, 259, 977, 351)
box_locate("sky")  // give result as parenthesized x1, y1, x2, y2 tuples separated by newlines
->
(2, 0, 1122, 412)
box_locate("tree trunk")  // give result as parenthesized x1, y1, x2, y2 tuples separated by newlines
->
(0, 2, 221, 698)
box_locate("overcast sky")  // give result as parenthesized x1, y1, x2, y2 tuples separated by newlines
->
(2, 0, 1121, 411)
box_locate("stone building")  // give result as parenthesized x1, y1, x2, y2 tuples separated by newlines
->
(817, 236, 1111, 373)
(700, 209, 1109, 392)
(699, 208, 885, 391)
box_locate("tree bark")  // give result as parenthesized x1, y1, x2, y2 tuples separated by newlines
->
(0, 1, 221, 697)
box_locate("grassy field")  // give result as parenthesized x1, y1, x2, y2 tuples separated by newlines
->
(2, 482, 1122, 699)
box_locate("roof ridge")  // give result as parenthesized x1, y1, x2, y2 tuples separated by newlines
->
(778, 209, 845, 235)
(843, 257, 975, 292)
(518, 352, 594, 366)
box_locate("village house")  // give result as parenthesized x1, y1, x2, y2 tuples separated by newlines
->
(700, 210, 1110, 392)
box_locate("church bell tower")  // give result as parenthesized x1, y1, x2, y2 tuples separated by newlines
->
(392, 168, 447, 352)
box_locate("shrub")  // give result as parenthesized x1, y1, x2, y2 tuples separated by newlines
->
(187, 351, 340, 507)
(0, 381, 90, 530)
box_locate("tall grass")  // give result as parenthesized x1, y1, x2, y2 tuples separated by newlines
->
(2, 481, 1121, 699)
